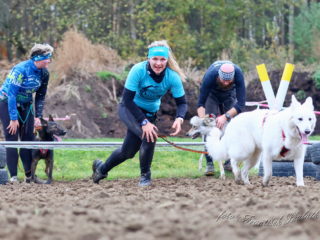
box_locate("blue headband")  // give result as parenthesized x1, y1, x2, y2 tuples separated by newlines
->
(148, 46, 169, 59)
(31, 53, 52, 62)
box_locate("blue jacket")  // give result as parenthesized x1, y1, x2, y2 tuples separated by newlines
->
(198, 61, 246, 113)
(0, 59, 49, 120)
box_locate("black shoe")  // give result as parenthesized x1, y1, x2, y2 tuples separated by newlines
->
(223, 160, 232, 172)
(205, 162, 214, 176)
(139, 172, 151, 187)
(25, 176, 32, 183)
(92, 159, 107, 184)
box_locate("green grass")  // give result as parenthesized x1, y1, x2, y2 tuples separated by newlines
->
(310, 136, 320, 141)
(16, 137, 210, 181)
(17, 135, 320, 181)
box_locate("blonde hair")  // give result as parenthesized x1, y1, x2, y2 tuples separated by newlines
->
(29, 43, 54, 58)
(148, 40, 186, 82)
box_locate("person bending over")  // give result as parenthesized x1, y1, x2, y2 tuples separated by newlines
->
(197, 60, 246, 176)
(92, 40, 188, 186)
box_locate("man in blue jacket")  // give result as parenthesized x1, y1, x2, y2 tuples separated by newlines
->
(197, 60, 246, 176)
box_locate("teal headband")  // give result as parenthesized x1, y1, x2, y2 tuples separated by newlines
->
(31, 53, 52, 62)
(148, 46, 169, 59)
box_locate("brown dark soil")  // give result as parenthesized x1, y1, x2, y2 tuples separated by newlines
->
(43, 70, 320, 139)
(42, 71, 201, 139)
(0, 176, 319, 240)
(0, 70, 318, 139)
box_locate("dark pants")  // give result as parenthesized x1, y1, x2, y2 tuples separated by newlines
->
(0, 101, 35, 177)
(205, 89, 236, 164)
(100, 104, 156, 175)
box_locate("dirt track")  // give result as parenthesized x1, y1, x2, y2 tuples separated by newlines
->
(0, 176, 320, 240)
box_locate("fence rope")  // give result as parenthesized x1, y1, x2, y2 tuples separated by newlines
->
(0, 141, 206, 152)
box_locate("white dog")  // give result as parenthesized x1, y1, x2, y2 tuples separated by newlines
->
(198, 95, 316, 186)
(186, 114, 227, 179)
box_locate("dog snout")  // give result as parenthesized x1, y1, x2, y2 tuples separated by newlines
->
(186, 131, 192, 137)
(305, 130, 311, 135)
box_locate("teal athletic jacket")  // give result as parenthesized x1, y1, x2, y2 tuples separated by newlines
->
(0, 59, 49, 120)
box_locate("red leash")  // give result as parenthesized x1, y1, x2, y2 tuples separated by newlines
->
(158, 135, 208, 154)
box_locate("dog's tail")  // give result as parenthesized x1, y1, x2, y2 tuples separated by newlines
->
(206, 127, 228, 161)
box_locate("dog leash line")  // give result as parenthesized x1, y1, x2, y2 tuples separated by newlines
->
(158, 135, 208, 155)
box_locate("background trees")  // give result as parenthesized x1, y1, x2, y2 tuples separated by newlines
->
(0, 0, 320, 70)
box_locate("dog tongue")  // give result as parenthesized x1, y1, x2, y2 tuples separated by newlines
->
(54, 135, 62, 142)
(300, 133, 309, 144)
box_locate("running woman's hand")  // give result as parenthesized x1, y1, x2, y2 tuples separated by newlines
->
(170, 118, 183, 136)
(142, 122, 158, 142)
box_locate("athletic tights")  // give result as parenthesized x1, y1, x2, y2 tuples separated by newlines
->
(100, 103, 156, 175)
(0, 101, 34, 177)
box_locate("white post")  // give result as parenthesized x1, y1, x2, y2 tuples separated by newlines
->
(256, 64, 277, 110)
(275, 63, 295, 110)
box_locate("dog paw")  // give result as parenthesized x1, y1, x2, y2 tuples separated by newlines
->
(34, 177, 46, 184)
(45, 180, 52, 184)
(220, 174, 226, 180)
(296, 182, 305, 187)
(235, 179, 243, 185)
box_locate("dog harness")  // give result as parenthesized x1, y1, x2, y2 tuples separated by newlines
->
(279, 130, 290, 157)
(39, 149, 49, 157)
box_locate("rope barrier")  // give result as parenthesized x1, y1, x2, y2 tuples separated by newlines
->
(246, 101, 320, 115)
(0, 141, 206, 152)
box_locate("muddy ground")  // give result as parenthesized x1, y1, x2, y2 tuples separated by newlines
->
(0, 176, 319, 240)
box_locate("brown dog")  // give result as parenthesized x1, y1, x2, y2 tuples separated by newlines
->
(31, 115, 66, 184)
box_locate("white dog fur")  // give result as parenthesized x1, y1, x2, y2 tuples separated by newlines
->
(186, 115, 227, 179)
(191, 95, 316, 186)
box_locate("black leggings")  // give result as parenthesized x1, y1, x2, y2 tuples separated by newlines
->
(100, 104, 156, 175)
(0, 101, 34, 177)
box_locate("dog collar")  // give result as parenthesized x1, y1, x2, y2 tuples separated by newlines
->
(40, 149, 49, 156)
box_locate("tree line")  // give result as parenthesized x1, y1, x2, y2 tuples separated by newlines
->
(0, 0, 320, 70)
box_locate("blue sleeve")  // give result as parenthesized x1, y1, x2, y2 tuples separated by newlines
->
(35, 69, 49, 118)
(6, 68, 24, 120)
(197, 65, 217, 107)
(124, 63, 142, 92)
(170, 72, 185, 98)
(234, 67, 246, 113)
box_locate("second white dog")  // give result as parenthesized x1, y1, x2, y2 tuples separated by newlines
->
(206, 95, 316, 186)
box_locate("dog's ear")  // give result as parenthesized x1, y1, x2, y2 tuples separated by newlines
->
(203, 117, 215, 126)
(190, 116, 201, 126)
(49, 115, 54, 121)
(303, 97, 314, 111)
(290, 95, 301, 110)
